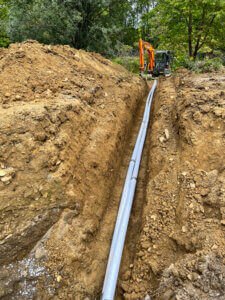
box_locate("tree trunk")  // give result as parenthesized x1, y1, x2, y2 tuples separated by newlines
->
(193, 14, 216, 60)
(193, 39, 200, 59)
(188, 4, 193, 57)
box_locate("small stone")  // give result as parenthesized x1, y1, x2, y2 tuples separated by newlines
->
(142, 241, 150, 249)
(145, 294, 151, 300)
(212, 244, 218, 250)
(0, 169, 7, 177)
(165, 129, 170, 140)
(182, 226, 187, 233)
(1, 176, 12, 183)
(150, 214, 157, 221)
(143, 227, 149, 233)
(201, 188, 209, 196)
(35, 247, 47, 260)
(187, 274, 192, 280)
(190, 182, 196, 189)
(129, 264, 134, 268)
(0, 167, 15, 177)
(189, 203, 194, 209)
(56, 275, 62, 282)
(200, 206, 204, 213)
(43, 192, 48, 198)
(5, 92, 10, 97)
(159, 136, 165, 143)
(15, 95, 22, 100)
(221, 220, 225, 226)
(182, 171, 187, 176)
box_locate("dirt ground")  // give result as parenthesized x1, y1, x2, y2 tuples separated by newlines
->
(119, 70, 225, 300)
(0, 41, 224, 300)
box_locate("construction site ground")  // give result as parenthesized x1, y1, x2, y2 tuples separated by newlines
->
(0, 41, 224, 300)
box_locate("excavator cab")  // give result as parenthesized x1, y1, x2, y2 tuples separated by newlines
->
(153, 50, 172, 77)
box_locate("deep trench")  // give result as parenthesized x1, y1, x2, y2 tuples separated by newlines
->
(94, 81, 160, 299)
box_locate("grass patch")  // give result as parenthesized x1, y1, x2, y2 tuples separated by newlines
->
(112, 56, 140, 74)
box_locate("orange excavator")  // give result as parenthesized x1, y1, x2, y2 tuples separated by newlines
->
(139, 38, 172, 77)
(139, 38, 155, 75)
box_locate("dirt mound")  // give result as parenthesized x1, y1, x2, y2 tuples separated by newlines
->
(120, 72, 225, 300)
(0, 40, 136, 106)
(0, 41, 147, 298)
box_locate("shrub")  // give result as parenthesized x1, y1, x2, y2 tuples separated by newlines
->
(184, 57, 223, 73)
(112, 56, 140, 73)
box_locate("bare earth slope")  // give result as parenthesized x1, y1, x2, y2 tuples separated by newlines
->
(0, 41, 147, 299)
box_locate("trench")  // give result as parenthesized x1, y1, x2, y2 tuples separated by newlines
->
(95, 81, 159, 299)
(89, 85, 151, 298)
(115, 82, 160, 299)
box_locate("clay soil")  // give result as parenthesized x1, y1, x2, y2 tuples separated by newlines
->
(0, 41, 224, 300)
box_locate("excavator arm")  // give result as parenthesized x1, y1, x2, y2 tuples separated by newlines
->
(139, 38, 155, 74)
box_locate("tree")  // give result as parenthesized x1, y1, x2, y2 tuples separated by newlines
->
(0, 0, 10, 47)
(7, 0, 136, 56)
(139, 0, 225, 59)
(8, 0, 82, 46)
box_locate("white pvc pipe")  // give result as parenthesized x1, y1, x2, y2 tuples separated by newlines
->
(103, 86, 155, 261)
(102, 80, 157, 300)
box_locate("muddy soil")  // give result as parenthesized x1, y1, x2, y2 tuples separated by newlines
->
(0, 41, 147, 299)
(0, 41, 224, 300)
(119, 71, 225, 300)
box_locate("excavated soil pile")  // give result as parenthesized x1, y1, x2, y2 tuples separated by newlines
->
(0, 41, 147, 299)
(120, 71, 225, 300)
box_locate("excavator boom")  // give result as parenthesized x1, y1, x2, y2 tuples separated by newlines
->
(139, 38, 155, 74)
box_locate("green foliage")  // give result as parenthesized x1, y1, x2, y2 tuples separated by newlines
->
(183, 57, 223, 73)
(172, 53, 190, 70)
(8, 0, 82, 45)
(139, 0, 225, 59)
(7, 0, 137, 56)
(0, 0, 10, 47)
(112, 56, 140, 73)
(0, 0, 224, 61)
